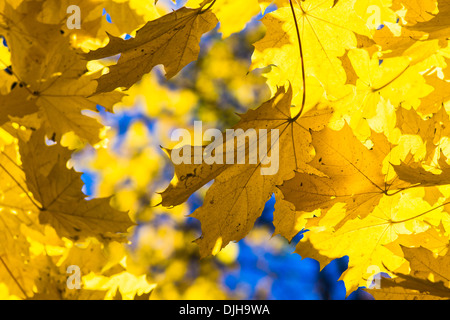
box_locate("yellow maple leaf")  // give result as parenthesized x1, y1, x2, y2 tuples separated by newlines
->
(296, 190, 441, 295)
(366, 246, 450, 299)
(417, 61, 450, 115)
(160, 86, 333, 257)
(252, 0, 371, 105)
(0, 130, 135, 298)
(392, 0, 438, 25)
(409, 0, 450, 40)
(85, 4, 219, 93)
(333, 48, 433, 139)
(1, 1, 125, 144)
(18, 129, 134, 241)
(186, 0, 261, 38)
(278, 124, 401, 231)
(38, 0, 161, 48)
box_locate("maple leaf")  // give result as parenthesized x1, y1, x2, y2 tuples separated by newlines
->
(392, 156, 450, 187)
(277, 124, 398, 230)
(0, 130, 134, 298)
(275, 113, 449, 222)
(395, 106, 443, 143)
(28, 239, 152, 300)
(3, 133, 129, 230)
(275, 123, 450, 293)
(338, 50, 360, 86)
(38, 0, 155, 44)
(0, 0, 125, 144)
(417, 62, 450, 115)
(295, 190, 443, 295)
(0, 86, 38, 125)
(353, 1, 443, 63)
(392, 0, 438, 25)
(402, 246, 450, 285)
(395, 105, 450, 163)
(332, 48, 433, 139)
(384, 222, 449, 261)
(2, 0, 450, 300)
(371, 25, 441, 65)
(17, 129, 134, 241)
(0, 144, 38, 298)
(353, 0, 398, 27)
(85, 4, 218, 93)
(272, 188, 317, 241)
(160, 86, 333, 257)
(251, 0, 371, 105)
(369, 273, 450, 299)
(408, 0, 450, 40)
(29, 253, 108, 300)
(186, 0, 261, 38)
(366, 246, 450, 299)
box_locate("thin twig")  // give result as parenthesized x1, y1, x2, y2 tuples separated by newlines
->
(200, 0, 217, 13)
(0, 256, 28, 299)
(289, 0, 306, 122)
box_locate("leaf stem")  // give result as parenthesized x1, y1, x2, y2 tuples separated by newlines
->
(200, 0, 217, 13)
(0, 157, 43, 211)
(289, 0, 306, 122)
(0, 256, 28, 299)
(390, 200, 450, 224)
(372, 64, 410, 92)
(385, 183, 422, 196)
